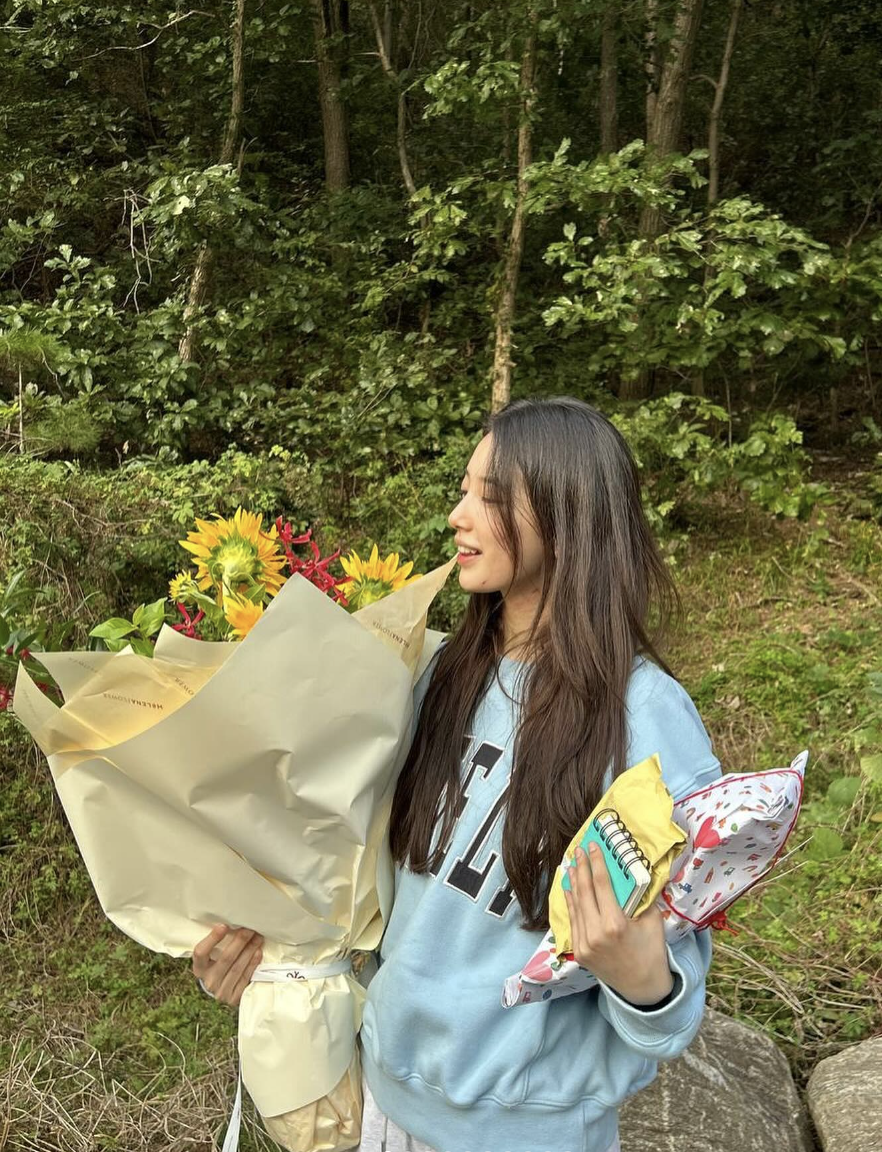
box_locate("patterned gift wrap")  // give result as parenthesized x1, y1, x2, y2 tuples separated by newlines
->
(502, 751, 807, 1008)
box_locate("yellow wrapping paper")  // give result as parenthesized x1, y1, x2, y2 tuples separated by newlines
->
(549, 754, 687, 953)
(12, 555, 456, 1150)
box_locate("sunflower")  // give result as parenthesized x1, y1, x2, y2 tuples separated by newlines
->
(179, 508, 287, 605)
(168, 571, 199, 604)
(337, 544, 420, 611)
(223, 594, 264, 639)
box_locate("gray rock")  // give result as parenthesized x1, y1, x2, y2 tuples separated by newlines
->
(806, 1037, 882, 1152)
(619, 1009, 813, 1152)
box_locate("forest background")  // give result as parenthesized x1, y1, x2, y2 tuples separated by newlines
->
(1, 0, 881, 1148)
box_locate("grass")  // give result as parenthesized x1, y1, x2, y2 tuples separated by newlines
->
(671, 502, 882, 1084)
(1, 468, 881, 1147)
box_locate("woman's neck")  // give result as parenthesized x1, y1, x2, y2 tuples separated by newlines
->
(500, 585, 544, 662)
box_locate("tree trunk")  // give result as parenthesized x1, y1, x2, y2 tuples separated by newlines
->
(497, 37, 514, 257)
(600, 1, 619, 153)
(368, 1, 417, 197)
(490, 12, 538, 414)
(370, 0, 432, 327)
(707, 0, 742, 205)
(178, 0, 247, 364)
(313, 0, 351, 194)
(644, 0, 659, 136)
(627, 0, 704, 400)
(693, 0, 741, 397)
(639, 0, 705, 237)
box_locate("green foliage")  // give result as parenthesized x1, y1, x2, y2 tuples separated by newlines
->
(542, 187, 872, 386)
(89, 599, 167, 656)
(673, 521, 882, 1078)
(0, 449, 318, 653)
(610, 394, 827, 530)
(2, 3, 882, 1130)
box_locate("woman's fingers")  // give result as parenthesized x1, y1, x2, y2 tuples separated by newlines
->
(566, 844, 630, 967)
(229, 947, 265, 1007)
(586, 843, 627, 935)
(564, 885, 582, 954)
(192, 925, 265, 1006)
(217, 936, 264, 1004)
(572, 847, 600, 922)
(192, 923, 229, 980)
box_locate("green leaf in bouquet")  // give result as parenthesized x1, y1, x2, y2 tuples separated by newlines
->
(826, 777, 861, 808)
(132, 599, 167, 639)
(100, 636, 131, 653)
(805, 827, 844, 860)
(90, 618, 137, 641)
(127, 637, 156, 657)
(190, 590, 226, 627)
(12, 628, 40, 652)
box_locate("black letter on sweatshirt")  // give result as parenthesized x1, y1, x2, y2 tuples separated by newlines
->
(428, 739, 504, 879)
(486, 878, 516, 918)
(444, 787, 508, 900)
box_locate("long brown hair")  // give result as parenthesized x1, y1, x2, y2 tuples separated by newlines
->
(389, 397, 679, 931)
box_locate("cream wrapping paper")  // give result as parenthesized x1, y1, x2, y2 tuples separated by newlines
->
(13, 555, 456, 1149)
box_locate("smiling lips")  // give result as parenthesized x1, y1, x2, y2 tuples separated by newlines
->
(456, 545, 481, 565)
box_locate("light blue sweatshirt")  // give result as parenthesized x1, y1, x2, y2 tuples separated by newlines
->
(360, 653, 722, 1152)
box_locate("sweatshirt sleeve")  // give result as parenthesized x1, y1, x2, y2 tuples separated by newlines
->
(595, 928, 712, 1060)
(593, 659, 721, 1059)
(624, 659, 722, 799)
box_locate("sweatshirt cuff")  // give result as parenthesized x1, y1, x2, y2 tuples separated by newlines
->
(597, 941, 701, 1053)
(620, 971, 683, 1012)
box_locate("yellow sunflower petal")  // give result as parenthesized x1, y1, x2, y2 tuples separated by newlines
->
(223, 595, 264, 639)
(179, 538, 211, 558)
(234, 508, 261, 539)
(378, 553, 395, 582)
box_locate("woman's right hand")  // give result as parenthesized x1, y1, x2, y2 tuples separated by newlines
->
(191, 924, 265, 1007)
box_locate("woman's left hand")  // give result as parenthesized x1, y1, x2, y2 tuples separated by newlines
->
(564, 843, 674, 1006)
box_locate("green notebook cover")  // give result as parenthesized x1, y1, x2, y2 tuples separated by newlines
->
(560, 810, 650, 917)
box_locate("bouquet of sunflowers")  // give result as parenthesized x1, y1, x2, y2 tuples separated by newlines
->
(87, 508, 421, 647)
(13, 510, 455, 1152)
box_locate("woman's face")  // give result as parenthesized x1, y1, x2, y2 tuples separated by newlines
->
(448, 433, 545, 598)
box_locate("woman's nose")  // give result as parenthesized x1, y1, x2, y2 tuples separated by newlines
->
(448, 497, 467, 531)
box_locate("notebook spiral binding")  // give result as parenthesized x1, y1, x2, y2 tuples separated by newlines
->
(593, 808, 650, 873)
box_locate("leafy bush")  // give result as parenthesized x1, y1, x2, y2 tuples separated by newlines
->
(0, 448, 318, 639)
(611, 394, 828, 530)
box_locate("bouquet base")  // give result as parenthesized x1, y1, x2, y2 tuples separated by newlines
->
(263, 1052, 363, 1152)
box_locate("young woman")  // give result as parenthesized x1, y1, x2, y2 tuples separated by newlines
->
(193, 397, 722, 1152)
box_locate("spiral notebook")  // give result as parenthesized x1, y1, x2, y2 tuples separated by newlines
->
(561, 808, 651, 917)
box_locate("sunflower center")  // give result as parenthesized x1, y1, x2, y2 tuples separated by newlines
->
(347, 577, 394, 608)
(210, 537, 262, 588)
